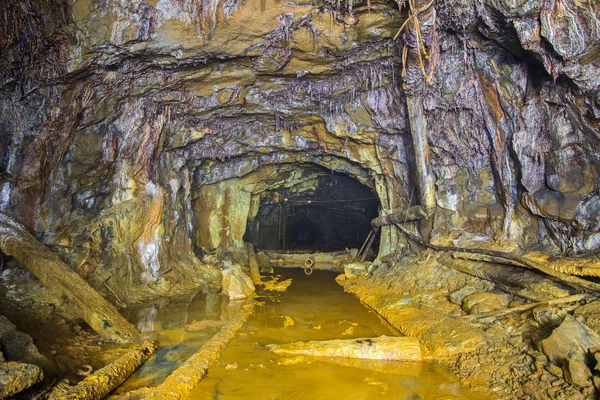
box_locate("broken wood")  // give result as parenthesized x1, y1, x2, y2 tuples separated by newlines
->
(268, 336, 422, 362)
(392, 223, 600, 293)
(115, 301, 256, 400)
(438, 253, 575, 302)
(246, 242, 262, 285)
(354, 230, 373, 262)
(466, 293, 595, 321)
(46, 340, 157, 400)
(0, 361, 44, 398)
(0, 213, 139, 343)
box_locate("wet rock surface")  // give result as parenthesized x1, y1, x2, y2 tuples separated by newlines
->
(221, 264, 256, 300)
(462, 292, 511, 315)
(0, 315, 53, 371)
(541, 315, 600, 388)
(345, 251, 600, 399)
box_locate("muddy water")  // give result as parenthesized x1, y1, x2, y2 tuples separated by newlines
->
(117, 269, 488, 399)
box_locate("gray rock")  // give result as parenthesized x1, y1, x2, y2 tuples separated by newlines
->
(449, 286, 479, 305)
(541, 315, 600, 388)
(532, 305, 566, 329)
(343, 262, 369, 280)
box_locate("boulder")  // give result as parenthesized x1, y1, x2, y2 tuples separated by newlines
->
(541, 315, 600, 388)
(462, 292, 511, 314)
(221, 264, 255, 300)
(574, 300, 600, 332)
(0, 316, 53, 372)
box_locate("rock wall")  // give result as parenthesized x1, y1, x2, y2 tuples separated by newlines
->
(0, 0, 598, 302)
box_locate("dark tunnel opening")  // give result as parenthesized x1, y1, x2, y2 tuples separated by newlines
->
(244, 169, 379, 253)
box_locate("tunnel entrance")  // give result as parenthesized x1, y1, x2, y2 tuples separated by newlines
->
(244, 169, 379, 253)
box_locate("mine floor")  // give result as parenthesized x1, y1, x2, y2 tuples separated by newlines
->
(116, 268, 486, 399)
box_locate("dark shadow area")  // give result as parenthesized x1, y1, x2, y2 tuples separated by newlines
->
(244, 168, 379, 252)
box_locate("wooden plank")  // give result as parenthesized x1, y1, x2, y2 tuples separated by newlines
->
(268, 336, 422, 362)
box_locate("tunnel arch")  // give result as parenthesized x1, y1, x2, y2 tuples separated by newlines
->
(190, 159, 400, 257)
(242, 168, 380, 253)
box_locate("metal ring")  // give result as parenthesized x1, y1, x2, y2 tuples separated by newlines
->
(304, 258, 315, 268)
(304, 266, 313, 275)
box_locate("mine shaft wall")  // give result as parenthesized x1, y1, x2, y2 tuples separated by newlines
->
(0, 0, 598, 302)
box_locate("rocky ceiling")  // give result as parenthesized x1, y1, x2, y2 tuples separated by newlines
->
(0, 0, 599, 302)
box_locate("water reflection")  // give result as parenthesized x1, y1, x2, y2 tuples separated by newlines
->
(115, 269, 488, 399)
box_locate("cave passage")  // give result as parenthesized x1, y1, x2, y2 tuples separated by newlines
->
(244, 171, 379, 253)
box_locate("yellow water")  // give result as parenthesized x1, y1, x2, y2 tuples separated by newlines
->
(118, 269, 488, 399)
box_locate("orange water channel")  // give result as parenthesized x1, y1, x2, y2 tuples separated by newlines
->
(115, 268, 488, 399)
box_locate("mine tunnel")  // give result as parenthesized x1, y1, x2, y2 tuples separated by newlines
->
(1, 0, 600, 398)
(244, 169, 379, 252)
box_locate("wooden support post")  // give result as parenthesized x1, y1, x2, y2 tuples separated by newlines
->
(407, 96, 436, 215)
(370, 98, 435, 232)
(359, 228, 379, 263)
(0, 214, 139, 343)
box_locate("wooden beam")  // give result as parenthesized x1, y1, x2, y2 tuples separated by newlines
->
(47, 340, 157, 400)
(438, 253, 575, 302)
(268, 336, 422, 362)
(465, 294, 595, 321)
(0, 214, 139, 343)
(393, 222, 600, 293)
(247, 242, 262, 285)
